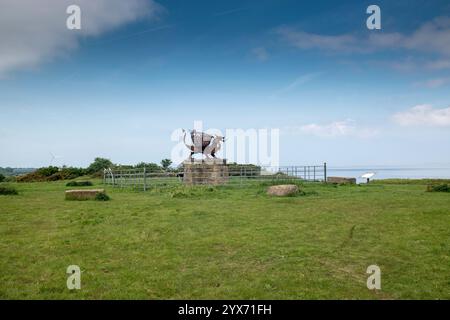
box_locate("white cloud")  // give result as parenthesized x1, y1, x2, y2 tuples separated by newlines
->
(299, 121, 355, 137)
(392, 105, 450, 127)
(276, 16, 450, 57)
(0, 0, 163, 76)
(284, 120, 378, 138)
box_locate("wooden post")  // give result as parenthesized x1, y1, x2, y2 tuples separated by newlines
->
(324, 162, 327, 183)
(143, 167, 147, 191)
(240, 166, 243, 187)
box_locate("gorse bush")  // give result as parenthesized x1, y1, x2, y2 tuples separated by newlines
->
(37, 166, 59, 177)
(0, 186, 18, 195)
(427, 184, 450, 193)
(66, 181, 93, 187)
(60, 167, 87, 179)
(16, 171, 47, 182)
(17, 166, 87, 182)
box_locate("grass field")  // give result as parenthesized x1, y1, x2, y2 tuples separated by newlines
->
(0, 179, 449, 299)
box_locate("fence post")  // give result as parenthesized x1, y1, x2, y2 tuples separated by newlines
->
(143, 167, 147, 191)
(324, 162, 327, 183)
(240, 166, 243, 187)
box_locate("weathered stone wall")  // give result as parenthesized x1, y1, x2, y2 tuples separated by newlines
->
(183, 160, 229, 185)
(327, 177, 357, 184)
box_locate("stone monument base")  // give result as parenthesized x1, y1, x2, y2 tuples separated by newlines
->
(183, 159, 229, 185)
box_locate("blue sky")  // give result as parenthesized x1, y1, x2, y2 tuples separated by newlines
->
(1, 0, 450, 167)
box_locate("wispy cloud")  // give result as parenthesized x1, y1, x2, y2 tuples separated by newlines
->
(283, 120, 378, 138)
(413, 77, 450, 88)
(392, 105, 450, 127)
(98, 24, 173, 45)
(251, 47, 269, 62)
(271, 72, 322, 98)
(378, 57, 419, 72)
(213, 7, 249, 17)
(275, 27, 363, 53)
(0, 0, 164, 76)
(425, 59, 450, 70)
(275, 16, 450, 57)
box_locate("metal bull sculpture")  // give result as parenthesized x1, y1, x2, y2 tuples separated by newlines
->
(182, 129, 225, 159)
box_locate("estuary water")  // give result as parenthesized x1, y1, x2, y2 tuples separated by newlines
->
(326, 166, 450, 183)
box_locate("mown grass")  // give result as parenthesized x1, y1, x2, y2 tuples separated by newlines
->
(0, 179, 449, 299)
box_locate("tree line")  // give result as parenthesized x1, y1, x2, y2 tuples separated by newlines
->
(0, 158, 262, 183)
(7, 158, 174, 183)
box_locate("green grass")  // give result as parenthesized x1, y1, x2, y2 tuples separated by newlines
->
(0, 180, 449, 299)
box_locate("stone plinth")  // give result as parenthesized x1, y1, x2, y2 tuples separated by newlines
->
(183, 159, 229, 185)
(65, 189, 106, 200)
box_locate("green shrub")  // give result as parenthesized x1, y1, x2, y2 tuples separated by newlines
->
(17, 166, 86, 182)
(95, 192, 110, 201)
(135, 162, 163, 172)
(87, 157, 114, 174)
(0, 186, 18, 195)
(0, 173, 5, 183)
(66, 181, 93, 187)
(37, 166, 59, 177)
(4, 176, 17, 183)
(427, 184, 450, 193)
